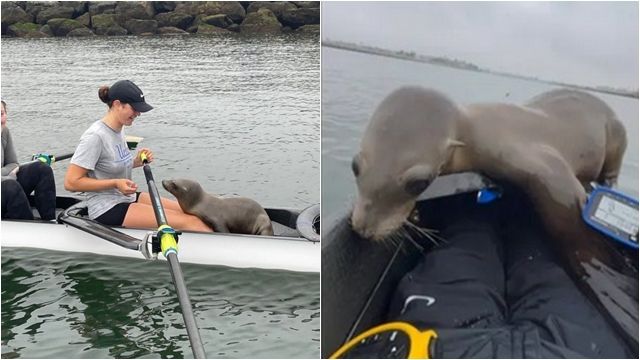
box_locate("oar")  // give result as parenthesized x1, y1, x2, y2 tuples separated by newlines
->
(23, 136, 144, 166)
(22, 152, 73, 166)
(139, 152, 206, 359)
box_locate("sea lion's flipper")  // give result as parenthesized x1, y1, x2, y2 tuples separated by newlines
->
(256, 214, 274, 236)
(598, 117, 627, 187)
(506, 145, 638, 347)
(201, 215, 230, 233)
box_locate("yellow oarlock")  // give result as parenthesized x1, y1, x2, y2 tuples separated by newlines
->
(158, 224, 179, 257)
(330, 321, 437, 359)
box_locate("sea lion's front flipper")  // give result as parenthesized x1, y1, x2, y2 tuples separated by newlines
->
(507, 144, 638, 346)
(201, 215, 230, 233)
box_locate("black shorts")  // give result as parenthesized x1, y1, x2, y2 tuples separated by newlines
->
(94, 193, 141, 226)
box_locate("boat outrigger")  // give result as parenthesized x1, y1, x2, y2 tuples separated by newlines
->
(322, 172, 638, 358)
(1, 196, 320, 273)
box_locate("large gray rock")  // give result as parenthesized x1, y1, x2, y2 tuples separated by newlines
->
(155, 11, 193, 30)
(66, 1, 88, 17)
(7, 22, 41, 37)
(2, 3, 33, 34)
(247, 2, 296, 20)
(292, 1, 319, 8)
(47, 18, 85, 36)
(40, 24, 53, 36)
(87, 1, 117, 16)
(24, 2, 54, 19)
(105, 24, 127, 36)
(124, 19, 157, 35)
(115, 1, 155, 25)
(201, 14, 232, 28)
(75, 12, 91, 27)
(196, 23, 230, 34)
(240, 8, 281, 33)
(67, 27, 95, 36)
(91, 13, 117, 34)
(295, 24, 319, 33)
(280, 7, 319, 28)
(153, 1, 177, 13)
(157, 26, 188, 35)
(36, 6, 75, 24)
(175, 2, 246, 23)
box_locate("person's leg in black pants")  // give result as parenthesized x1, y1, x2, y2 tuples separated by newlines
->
(390, 204, 507, 330)
(504, 204, 633, 358)
(15, 161, 56, 220)
(1, 178, 34, 220)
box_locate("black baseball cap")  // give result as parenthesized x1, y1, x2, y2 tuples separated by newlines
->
(109, 80, 153, 113)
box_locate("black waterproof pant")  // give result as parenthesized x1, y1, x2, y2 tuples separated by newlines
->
(390, 203, 634, 358)
(1, 161, 56, 220)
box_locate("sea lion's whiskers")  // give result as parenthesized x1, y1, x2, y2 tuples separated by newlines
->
(421, 227, 447, 243)
(407, 221, 447, 243)
(398, 227, 425, 252)
(403, 221, 444, 246)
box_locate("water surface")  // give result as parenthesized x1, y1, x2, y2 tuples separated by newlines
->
(1, 34, 320, 358)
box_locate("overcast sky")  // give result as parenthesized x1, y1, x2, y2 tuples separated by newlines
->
(322, 2, 638, 90)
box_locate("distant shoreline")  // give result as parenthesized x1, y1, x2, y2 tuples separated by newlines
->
(323, 40, 638, 99)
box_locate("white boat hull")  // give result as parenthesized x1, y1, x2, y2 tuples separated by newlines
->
(1, 220, 319, 273)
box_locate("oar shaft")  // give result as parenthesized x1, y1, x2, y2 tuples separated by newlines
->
(141, 161, 206, 359)
(142, 165, 169, 225)
(54, 153, 73, 162)
(22, 152, 74, 166)
(167, 253, 207, 359)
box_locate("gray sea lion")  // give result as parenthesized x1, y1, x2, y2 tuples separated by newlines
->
(162, 178, 274, 236)
(351, 86, 627, 244)
(350, 86, 637, 343)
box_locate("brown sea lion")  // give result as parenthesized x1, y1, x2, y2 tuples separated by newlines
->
(350, 86, 637, 343)
(162, 178, 274, 236)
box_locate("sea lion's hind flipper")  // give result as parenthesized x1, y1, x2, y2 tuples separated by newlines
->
(256, 214, 274, 236)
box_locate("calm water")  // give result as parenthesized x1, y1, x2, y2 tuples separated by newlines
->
(322, 46, 639, 226)
(1, 34, 319, 358)
(2, 248, 319, 359)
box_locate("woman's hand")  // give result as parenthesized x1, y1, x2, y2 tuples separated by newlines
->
(115, 179, 138, 195)
(133, 148, 153, 168)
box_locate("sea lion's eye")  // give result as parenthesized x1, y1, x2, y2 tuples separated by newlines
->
(405, 179, 430, 196)
(351, 156, 360, 177)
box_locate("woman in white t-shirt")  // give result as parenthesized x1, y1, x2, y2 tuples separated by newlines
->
(64, 80, 212, 232)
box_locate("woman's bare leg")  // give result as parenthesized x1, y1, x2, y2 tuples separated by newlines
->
(123, 203, 213, 232)
(137, 192, 183, 211)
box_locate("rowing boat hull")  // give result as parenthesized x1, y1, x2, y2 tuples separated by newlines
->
(2, 220, 319, 273)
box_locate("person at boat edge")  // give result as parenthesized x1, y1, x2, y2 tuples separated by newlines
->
(64, 80, 213, 232)
(1, 100, 56, 221)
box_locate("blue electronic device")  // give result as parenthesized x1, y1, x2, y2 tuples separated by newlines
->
(582, 186, 638, 250)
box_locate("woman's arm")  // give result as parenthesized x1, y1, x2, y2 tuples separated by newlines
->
(64, 163, 137, 194)
(1, 127, 19, 176)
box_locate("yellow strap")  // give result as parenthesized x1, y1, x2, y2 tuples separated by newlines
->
(330, 321, 437, 359)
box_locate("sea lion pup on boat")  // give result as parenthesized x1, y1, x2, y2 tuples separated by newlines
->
(350, 86, 638, 343)
(162, 178, 274, 236)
